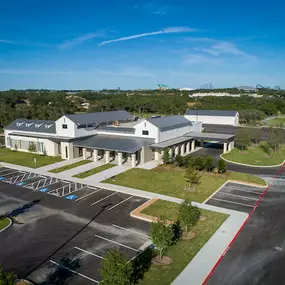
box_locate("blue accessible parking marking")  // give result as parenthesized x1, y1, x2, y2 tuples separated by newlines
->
(16, 182, 25, 186)
(0, 177, 5, 181)
(65, 195, 78, 200)
(40, 188, 49, 193)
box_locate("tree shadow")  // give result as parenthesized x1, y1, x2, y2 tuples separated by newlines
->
(40, 254, 82, 285)
(131, 247, 154, 284)
(6, 199, 40, 218)
(171, 221, 183, 244)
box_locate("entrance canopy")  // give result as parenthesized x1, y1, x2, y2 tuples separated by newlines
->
(150, 136, 192, 149)
(184, 132, 235, 143)
(74, 134, 154, 153)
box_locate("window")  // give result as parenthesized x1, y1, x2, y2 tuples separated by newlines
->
(142, 130, 149, 135)
(62, 124, 68, 129)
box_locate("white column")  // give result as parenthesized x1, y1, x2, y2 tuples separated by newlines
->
(131, 153, 136, 168)
(191, 140, 195, 151)
(155, 150, 160, 160)
(186, 142, 190, 154)
(105, 150, 110, 163)
(181, 144, 185, 156)
(93, 149, 98, 162)
(223, 143, 228, 153)
(82, 148, 87, 159)
(169, 148, 173, 159)
(118, 152, 123, 166)
(175, 146, 179, 155)
(200, 140, 204, 147)
(231, 141, 235, 149)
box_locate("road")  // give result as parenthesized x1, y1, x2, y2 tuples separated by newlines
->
(206, 166, 285, 285)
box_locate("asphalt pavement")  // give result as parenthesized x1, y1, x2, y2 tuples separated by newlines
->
(206, 167, 285, 285)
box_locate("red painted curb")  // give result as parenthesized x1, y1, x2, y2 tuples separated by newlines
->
(203, 163, 285, 285)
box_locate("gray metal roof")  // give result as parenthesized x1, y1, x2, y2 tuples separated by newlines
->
(185, 132, 235, 142)
(74, 135, 154, 153)
(147, 115, 192, 132)
(151, 136, 192, 149)
(4, 119, 56, 134)
(185, 110, 238, 117)
(65, 110, 134, 126)
(97, 126, 135, 134)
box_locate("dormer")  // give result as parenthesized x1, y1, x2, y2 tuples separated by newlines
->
(16, 122, 25, 127)
(45, 123, 54, 129)
(35, 123, 44, 128)
(25, 122, 34, 128)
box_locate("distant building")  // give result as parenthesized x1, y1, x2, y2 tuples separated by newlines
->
(185, 110, 239, 126)
(179, 87, 195, 91)
(236, 86, 258, 92)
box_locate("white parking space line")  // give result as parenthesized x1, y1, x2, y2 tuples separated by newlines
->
(90, 192, 116, 206)
(112, 224, 150, 238)
(210, 197, 255, 208)
(108, 196, 134, 211)
(2, 170, 23, 177)
(218, 192, 259, 201)
(75, 189, 102, 202)
(224, 186, 264, 195)
(74, 246, 105, 260)
(49, 260, 99, 283)
(0, 169, 14, 174)
(94, 234, 139, 252)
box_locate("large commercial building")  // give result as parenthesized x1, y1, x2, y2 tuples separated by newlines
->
(4, 110, 235, 167)
(185, 110, 239, 126)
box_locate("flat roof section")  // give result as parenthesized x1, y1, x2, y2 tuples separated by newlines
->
(74, 135, 154, 153)
(185, 132, 235, 142)
(150, 136, 192, 149)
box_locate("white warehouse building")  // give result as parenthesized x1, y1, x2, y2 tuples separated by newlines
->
(185, 110, 239, 126)
(4, 110, 235, 167)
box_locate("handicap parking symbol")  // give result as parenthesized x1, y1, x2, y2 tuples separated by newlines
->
(40, 188, 49, 193)
(16, 182, 25, 186)
(65, 195, 78, 200)
(0, 177, 5, 181)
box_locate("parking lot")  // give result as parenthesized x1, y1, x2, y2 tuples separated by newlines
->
(206, 181, 266, 213)
(0, 166, 150, 284)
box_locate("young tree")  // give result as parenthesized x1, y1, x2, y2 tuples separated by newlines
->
(184, 166, 201, 189)
(268, 127, 284, 152)
(0, 266, 17, 285)
(235, 129, 252, 150)
(162, 148, 171, 164)
(193, 156, 204, 171)
(100, 249, 133, 285)
(183, 155, 193, 168)
(177, 200, 201, 234)
(174, 154, 184, 167)
(204, 156, 214, 172)
(28, 142, 37, 152)
(259, 142, 272, 157)
(218, 159, 227, 173)
(150, 218, 174, 261)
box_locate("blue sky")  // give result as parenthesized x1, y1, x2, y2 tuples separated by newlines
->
(0, 0, 284, 90)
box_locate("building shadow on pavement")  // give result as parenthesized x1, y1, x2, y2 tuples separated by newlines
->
(6, 199, 40, 218)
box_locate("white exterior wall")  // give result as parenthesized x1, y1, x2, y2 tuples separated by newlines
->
(5, 130, 57, 156)
(158, 125, 191, 143)
(55, 116, 76, 138)
(60, 142, 74, 160)
(192, 122, 203, 132)
(185, 114, 239, 126)
(134, 120, 159, 142)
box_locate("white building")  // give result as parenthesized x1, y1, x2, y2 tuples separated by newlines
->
(4, 110, 235, 167)
(185, 110, 239, 126)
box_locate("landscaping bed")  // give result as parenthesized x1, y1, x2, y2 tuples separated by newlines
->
(222, 146, 285, 166)
(104, 165, 266, 202)
(0, 148, 62, 168)
(138, 200, 228, 285)
(73, 163, 115, 178)
(0, 217, 10, 231)
(49, 160, 91, 173)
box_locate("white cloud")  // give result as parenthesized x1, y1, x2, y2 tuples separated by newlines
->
(0, 39, 15, 44)
(59, 33, 100, 49)
(99, 27, 197, 46)
(185, 54, 221, 65)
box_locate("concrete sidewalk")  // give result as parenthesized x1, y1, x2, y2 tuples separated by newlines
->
(37, 157, 83, 172)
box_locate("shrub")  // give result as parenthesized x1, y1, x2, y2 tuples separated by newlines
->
(162, 148, 171, 164)
(204, 156, 214, 172)
(218, 159, 227, 173)
(193, 156, 204, 171)
(174, 154, 184, 167)
(183, 155, 194, 168)
(28, 142, 37, 153)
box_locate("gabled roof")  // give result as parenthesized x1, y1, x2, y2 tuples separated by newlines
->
(185, 110, 238, 117)
(4, 119, 56, 134)
(147, 115, 192, 132)
(65, 110, 134, 126)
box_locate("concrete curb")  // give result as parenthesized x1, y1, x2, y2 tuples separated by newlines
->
(221, 154, 284, 168)
(0, 217, 12, 233)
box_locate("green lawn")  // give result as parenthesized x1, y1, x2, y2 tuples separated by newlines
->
(265, 117, 285, 126)
(0, 217, 10, 231)
(139, 200, 228, 285)
(0, 148, 62, 168)
(103, 166, 266, 202)
(49, 160, 91, 173)
(73, 164, 115, 178)
(222, 146, 285, 166)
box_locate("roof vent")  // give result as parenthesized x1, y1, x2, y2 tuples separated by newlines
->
(25, 122, 34, 127)
(16, 122, 25, 127)
(35, 123, 44, 128)
(45, 124, 53, 129)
